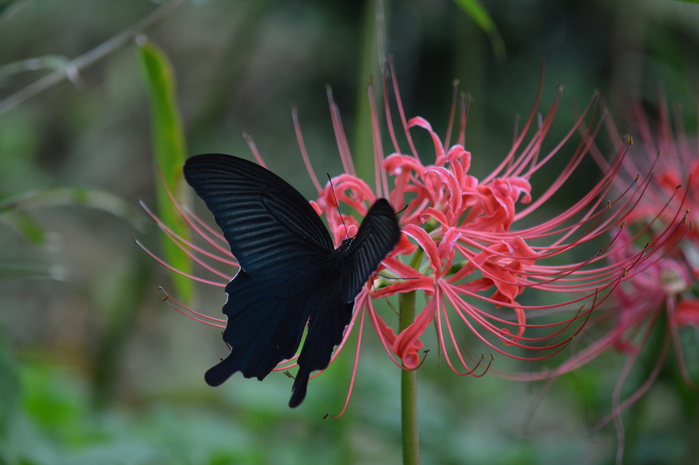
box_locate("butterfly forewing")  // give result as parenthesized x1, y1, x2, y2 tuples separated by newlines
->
(340, 198, 402, 303)
(184, 154, 334, 278)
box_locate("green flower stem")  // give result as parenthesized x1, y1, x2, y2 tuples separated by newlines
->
(353, 0, 390, 187)
(399, 290, 419, 465)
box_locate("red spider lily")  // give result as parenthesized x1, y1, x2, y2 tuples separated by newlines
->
(601, 106, 698, 374)
(358, 70, 686, 380)
(594, 98, 697, 463)
(545, 95, 699, 385)
(138, 66, 687, 416)
(487, 94, 694, 464)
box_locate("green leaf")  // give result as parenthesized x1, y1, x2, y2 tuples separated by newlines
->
(453, 0, 506, 60)
(138, 39, 193, 303)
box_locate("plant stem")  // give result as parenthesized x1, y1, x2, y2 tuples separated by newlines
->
(353, 0, 390, 187)
(399, 291, 419, 465)
(0, 0, 185, 115)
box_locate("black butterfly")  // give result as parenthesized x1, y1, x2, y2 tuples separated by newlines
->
(184, 154, 401, 407)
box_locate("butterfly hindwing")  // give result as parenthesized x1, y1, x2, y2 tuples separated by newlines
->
(289, 280, 354, 408)
(205, 268, 324, 386)
(184, 154, 334, 278)
(289, 200, 400, 407)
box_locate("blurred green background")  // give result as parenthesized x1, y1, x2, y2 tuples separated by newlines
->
(1, 0, 699, 464)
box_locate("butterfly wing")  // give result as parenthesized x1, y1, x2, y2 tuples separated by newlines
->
(289, 198, 401, 407)
(340, 198, 402, 303)
(185, 154, 401, 406)
(184, 154, 334, 387)
(288, 280, 354, 408)
(184, 154, 334, 278)
(205, 269, 324, 385)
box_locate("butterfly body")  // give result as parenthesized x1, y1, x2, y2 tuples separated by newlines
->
(184, 154, 400, 407)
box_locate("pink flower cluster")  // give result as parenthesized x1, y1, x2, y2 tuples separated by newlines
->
(608, 100, 699, 331)
(139, 68, 689, 415)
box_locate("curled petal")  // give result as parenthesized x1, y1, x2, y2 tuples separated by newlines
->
(438, 227, 461, 261)
(408, 116, 446, 162)
(506, 303, 527, 345)
(318, 174, 375, 214)
(371, 309, 399, 348)
(393, 232, 418, 256)
(381, 256, 428, 279)
(423, 166, 462, 223)
(373, 276, 434, 298)
(393, 297, 436, 369)
(460, 176, 532, 231)
(373, 256, 434, 298)
(383, 153, 426, 177)
(445, 144, 470, 167)
(450, 277, 494, 295)
(419, 207, 449, 229)
(403, 224, 443, 278)
(309, 200, 323, 216)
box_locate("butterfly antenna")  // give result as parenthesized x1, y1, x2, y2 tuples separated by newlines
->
(327, 174, 350, 239)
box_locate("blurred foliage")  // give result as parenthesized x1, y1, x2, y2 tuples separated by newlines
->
(1, 0, 698, 464)
(452, 0, 505, 60)
(138, 39, 193, 304)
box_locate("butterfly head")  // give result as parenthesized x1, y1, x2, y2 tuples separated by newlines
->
(329, 237, 355, 271)
(338, 237, 354, 253)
